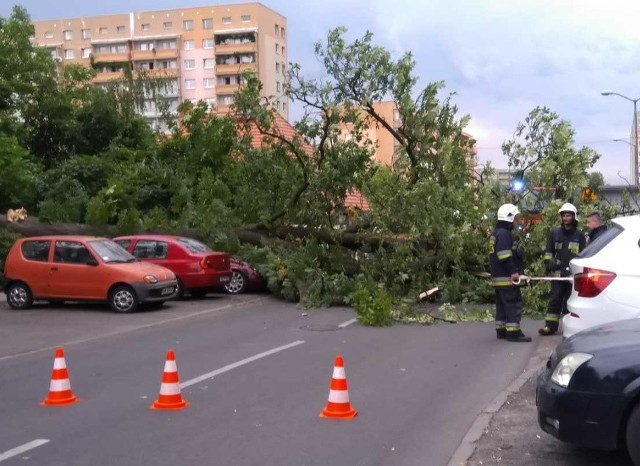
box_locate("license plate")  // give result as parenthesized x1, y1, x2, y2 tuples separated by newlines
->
(161, 286, 175, 296)
(220, 276, 231, 282)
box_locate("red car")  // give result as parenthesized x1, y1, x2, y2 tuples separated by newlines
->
(225, 258, 266, 294)
(113, 235, 232, 298)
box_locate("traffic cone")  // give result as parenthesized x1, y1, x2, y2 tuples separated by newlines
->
(42, 347, 78, 406)
(320, 355, 357, 419)
(150, 349, 189, 410)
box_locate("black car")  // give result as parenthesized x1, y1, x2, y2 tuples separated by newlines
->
(536, 318, 640, 464)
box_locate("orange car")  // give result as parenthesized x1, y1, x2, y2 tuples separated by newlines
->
(3, 236, 178, 313)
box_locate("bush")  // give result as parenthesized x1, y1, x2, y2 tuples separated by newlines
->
(351, 277, 394, 326)
(0, 229, 21, 288)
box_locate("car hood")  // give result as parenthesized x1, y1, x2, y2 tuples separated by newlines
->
(559, 318, 640, 357)
(107, 262, 175, 281)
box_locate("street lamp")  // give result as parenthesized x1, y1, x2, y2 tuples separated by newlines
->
(602, 90, 640, 186)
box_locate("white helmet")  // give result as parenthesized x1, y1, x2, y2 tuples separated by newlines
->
(497, 203, 520, 222)
(558, 202, 578, 220)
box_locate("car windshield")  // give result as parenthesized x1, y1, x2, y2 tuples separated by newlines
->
(88, 239, 136, 263)
(177, 238, 211, 253)
(579, 223, 623, 259)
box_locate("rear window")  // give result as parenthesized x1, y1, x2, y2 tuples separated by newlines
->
(177, 238, 211, 253)
(578, 223, 623, 259)
(21, 240, 50, 262)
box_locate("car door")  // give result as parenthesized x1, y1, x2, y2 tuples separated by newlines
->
(18, 239, 53, 297)
(48, 240, 104, 299)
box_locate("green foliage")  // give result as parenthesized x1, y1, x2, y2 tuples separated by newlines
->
(0, 136, 40, 211)
(85, 187, 118, 227)
(116, 208, 142, 234)
(141, 206, 171, 232)
(351, 277, 394, 326)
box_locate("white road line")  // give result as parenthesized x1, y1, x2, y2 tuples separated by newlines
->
(180, 340, 305, 389)
(338, 318, 357, 328)
(0, 439, 49, 462)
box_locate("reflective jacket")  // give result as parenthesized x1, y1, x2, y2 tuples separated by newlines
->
(544, 225, 585, 277)
(489, 222, 523, 287)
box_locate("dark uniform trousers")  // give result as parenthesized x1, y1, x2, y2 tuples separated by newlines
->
(546, 280, 573, 329)
(495, 286, 523, 332)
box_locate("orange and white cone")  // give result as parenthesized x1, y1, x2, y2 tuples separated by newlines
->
(42, 347, 78, 406)
(320, 355, 357, 419)
(150, 349, 189, 410)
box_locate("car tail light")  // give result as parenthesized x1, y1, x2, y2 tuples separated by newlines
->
(573, 267, 616, 298)
(200, 254, 230, 271)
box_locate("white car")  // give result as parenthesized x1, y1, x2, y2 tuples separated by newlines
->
(563, 215, 640, 338)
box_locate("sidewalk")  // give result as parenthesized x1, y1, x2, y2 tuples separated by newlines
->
(449, 332, 634, 466)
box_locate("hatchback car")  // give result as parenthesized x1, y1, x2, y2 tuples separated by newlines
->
(225, 258, 266, 294)
(563, 214, 640, 338)
(112, 235, 232, 298)
(3, 236, 178, 313)
(537, 318, 640, 465)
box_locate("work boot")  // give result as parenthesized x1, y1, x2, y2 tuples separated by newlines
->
(506, 330, 532, 342)
(496, 328, 506, 339)
(538, 322, 559, 336)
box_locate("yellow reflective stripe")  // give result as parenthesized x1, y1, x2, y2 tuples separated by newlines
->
(491, 278, 512, 287)
(545, 314, 560, 322)
(506, 326, 520, 331)
(544, 253, 553, 260)
(569, 242, 580, 253)
(496, 250, 512, 259)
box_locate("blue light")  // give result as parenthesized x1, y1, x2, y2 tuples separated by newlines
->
(511, 179, 525, 192)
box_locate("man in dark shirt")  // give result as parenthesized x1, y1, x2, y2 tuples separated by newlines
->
(586, 211, 607, 245)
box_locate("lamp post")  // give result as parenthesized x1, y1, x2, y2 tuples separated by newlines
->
(602, 90, 640, 186)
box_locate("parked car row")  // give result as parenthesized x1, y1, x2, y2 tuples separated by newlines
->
(3, 234, 265, 313)
(538, 214, 640, 464)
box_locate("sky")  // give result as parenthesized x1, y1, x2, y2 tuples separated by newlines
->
(3, 0, 640, 185)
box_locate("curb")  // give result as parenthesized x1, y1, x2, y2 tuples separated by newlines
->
(446, 334, 561, 466)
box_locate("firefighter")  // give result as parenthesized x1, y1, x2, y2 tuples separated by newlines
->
(539, 202, 585, 336)
(489, 203, 531, 343)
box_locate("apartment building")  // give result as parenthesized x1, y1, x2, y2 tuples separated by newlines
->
(32, 2, 289, 130)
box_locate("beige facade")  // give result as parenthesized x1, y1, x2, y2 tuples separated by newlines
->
(33, 2, 289, 130)
(341, 101, 478, 170)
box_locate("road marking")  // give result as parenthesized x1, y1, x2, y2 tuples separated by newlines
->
(180, 340, 305, 389)
(0, 439, 49, 462)
(338, 318, 357, 328)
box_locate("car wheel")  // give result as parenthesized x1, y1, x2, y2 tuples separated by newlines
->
(6, 282, 34, 310)
(627, 402, 640, 464)
(225, 270, 248, 294)
(109, 285, 139, 313)
(174, 278, 185, 300)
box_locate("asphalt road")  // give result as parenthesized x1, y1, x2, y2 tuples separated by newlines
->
(0, 294, 540, 466)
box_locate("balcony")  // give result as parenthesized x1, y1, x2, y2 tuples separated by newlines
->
(136, 68, 179, 80)
(214, 42, 256, 55)
(92, 52, 130, 64)
(93, 70, 125, 83)
(215, 63, 256, 75)
(215, 83, 242, 94)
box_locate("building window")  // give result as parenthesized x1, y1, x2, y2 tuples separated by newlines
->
(141, 24, 150, 31)
(63, 30, 73, 41)
(282, 61, 286, 74)
(184, 40, 195, 50)
(202, 18, 213, 29)
(275, 25, 279, 35)
(276, 81, 281, 92)
(64, 49, 74, 59)
(282, 102, 287, 112)
(81, 48, 91, 58)
(156, 40, 177, 49)
(117, 25, 126, 33)
(203, 58, 215, 69)
(281, 27, 286, 39)
(202, 38, 214, 49)
(281, 46, 285, 56)
(99, 27, 108, 35)
(183, 20, 194, 31)
(219, 95, 234, 105)
(275, 44, 279, 54)
(241, 15, 251, 22)
(81, 28, 91, 39)
(184, 59, 195, 70)
(184, 79, 196, 90)
(204, 78, 215, 88)
(275, 62, 280, 73)
(44, 31, 54, 38)
(163, 21, 172, 29)
(205, 98, 216, 109)
(222, 17, 232, 24)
